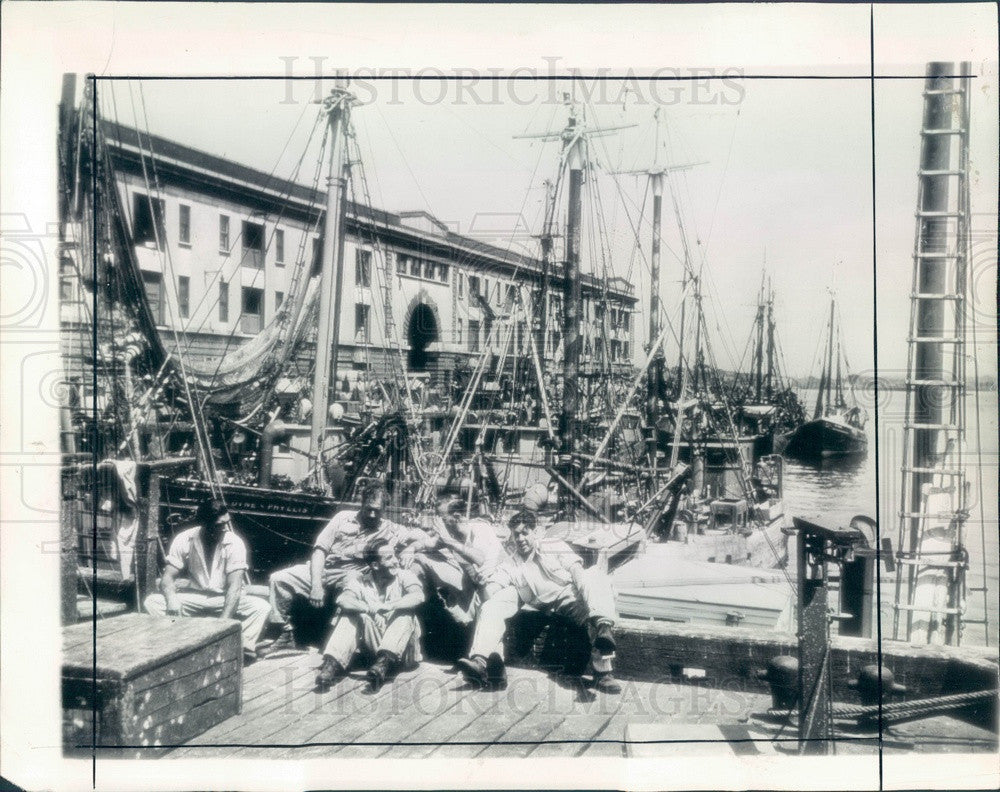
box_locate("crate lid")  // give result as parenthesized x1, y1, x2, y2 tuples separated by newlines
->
(63, 613, 240, 680)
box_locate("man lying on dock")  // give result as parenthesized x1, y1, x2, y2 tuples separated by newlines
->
(456, 510, 621, 694)
(315, 537, 426, 692)
(144, 497, 270, 661)
(412, 498, 511, 625)
(261, 482, 429, 656)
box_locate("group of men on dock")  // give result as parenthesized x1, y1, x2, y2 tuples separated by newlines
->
(144, 484, 623, 695)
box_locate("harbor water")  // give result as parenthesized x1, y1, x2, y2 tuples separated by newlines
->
(782, 388, 998, 648)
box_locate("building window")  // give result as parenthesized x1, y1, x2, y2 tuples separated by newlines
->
(219, 215, 230, 251)
(354, 303, 370, 342)
(468, 276, 480, 305)
(396, 253, 407, 275)
(275, 229, 285, 265)
(275, 291, 284, 311)
(241, 287, 263, 334)
(457, 272, 465, 297)
(355, 249, 372, 287)
(506, 284, 517, 306)
(468, 320, 480, 353)
(410, 256, 421, 277)
(516, 321, 525, 353)
(133, 193, 165, 247)
(178, 204, 191, 245)
(242, 221, 264, 269)
(177, 275, 190, 319)
(219, 280, 229, 322)
(425, 261, 437, 281)
(142, 271, 164, 324)
(456, 318, 463, 345)
(438, 263, 449, 283)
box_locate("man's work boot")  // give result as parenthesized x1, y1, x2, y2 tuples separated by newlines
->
(593, 671, 622, 695)
(257, 626, 297, 659)
(456, 654, 489, 688)
(485, 652, 508, 691)
(366, 650, 397, 693)
(315, 654, 345, 692)
(592, 619, 616, 656)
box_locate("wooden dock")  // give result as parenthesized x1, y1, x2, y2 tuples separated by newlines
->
(163, 650, 775, 759)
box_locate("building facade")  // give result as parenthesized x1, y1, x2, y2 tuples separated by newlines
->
(85, 121, 636, 387)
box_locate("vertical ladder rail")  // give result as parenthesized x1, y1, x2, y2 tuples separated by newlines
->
(892, 62, 972, 645)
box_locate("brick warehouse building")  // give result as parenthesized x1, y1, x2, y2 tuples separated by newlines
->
(61, 120, 637, 396)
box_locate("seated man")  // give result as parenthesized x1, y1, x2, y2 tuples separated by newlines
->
(263, 482, 427, 655)
(144, 497, 269, 659)
(457, 510, 621, 694)
(413, 498, 511, 625)
(315, 538, 425, 692)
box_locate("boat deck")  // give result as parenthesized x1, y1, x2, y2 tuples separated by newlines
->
(162, 650, 996, 759)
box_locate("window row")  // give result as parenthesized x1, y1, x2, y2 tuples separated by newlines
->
(396, 253, 450, 284)
(140, 272, 283, 335)
(132, 193, 288, 267)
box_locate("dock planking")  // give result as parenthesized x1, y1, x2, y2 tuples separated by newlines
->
(131, 648, 996, 759)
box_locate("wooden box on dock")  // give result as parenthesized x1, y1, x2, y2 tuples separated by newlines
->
(63, 613, 241, 757)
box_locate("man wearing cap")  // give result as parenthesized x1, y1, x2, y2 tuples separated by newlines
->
(457, 510, 621, 694)
(412, 498, 511, 625)
(144, 497, 270, 657)
(261, 482, 430, 656)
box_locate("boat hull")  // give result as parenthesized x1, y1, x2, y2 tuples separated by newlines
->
(778, 417, 867, 460)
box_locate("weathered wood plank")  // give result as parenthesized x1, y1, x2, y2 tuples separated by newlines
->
(330, 666, 469, 758)
(64, 614, 240, 679)
(165, 654, 321, 756)
(288, 664, 442, 759)
(226, 675, 370, 756)
(126, 660, 239, 728)
(381, 680, 505, 758)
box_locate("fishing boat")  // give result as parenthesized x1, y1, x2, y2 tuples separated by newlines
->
(777, 296, 867, 459)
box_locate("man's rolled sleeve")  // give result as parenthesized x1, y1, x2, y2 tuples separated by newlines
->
(164, 533, 189, 572)
(224, 535, 250, 577)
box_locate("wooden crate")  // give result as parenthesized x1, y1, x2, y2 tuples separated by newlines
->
(63, 613, 242, 757)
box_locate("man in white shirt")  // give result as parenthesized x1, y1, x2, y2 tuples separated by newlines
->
(315, 539, 426, 692)
(457, 509, 621, 693)
(144, 497, 269, 657)
(261, 483, 428, 656)
(413, 498, 511, 625)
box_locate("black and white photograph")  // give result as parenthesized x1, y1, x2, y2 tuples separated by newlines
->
(1, 2, 997, 790)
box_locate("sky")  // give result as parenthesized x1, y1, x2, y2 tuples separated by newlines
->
(88, 4, 998, 382)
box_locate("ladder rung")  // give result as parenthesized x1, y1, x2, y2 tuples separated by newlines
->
(915, 210, 965, 218)
(901, 466, 964, 475)
(921, 128, 966, 135)
(923, 89, 964, 96)
(905, 379, 963, 387)
(898, 511, 963, 519)
(894, 558, 967, 568)
(911, 292, 964, 300)
(913, 251, 962, 259)
(894, 604, 963, 614)
(919, 169, 965, 177)
(904, 423, 962, 430)
(908, 336, 964, 343)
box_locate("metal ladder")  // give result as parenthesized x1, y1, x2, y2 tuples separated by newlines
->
(891, 63, 986, 645)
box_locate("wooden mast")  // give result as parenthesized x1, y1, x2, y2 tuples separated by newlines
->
(309, 82, 353, 490)
(813, 297, 834, 419)
(558, 109, 585, 511)
(765, 280, 775, 400)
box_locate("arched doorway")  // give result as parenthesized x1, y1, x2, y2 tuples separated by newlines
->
(407, 302, 439, 371)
